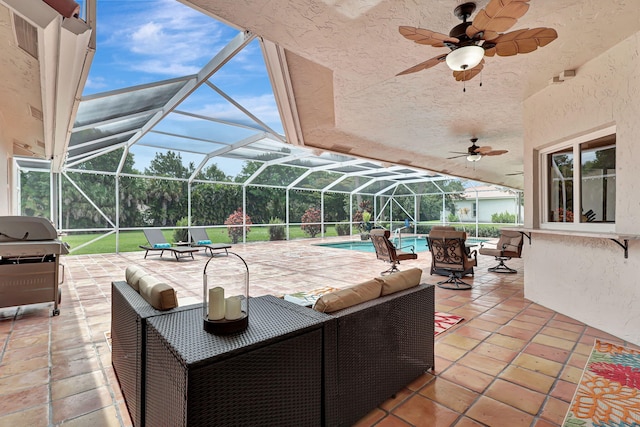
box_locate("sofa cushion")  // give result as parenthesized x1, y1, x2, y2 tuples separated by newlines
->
(378, 267, 422, 296)
(313, 279, 382, 313)
(125, 266, 149, 292)
(138, 275, 179, 310)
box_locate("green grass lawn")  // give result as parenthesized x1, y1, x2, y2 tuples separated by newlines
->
(61, 222, 511, 255)
(61, 226, 343, 255)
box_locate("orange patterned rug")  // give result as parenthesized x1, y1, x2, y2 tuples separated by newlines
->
(563, 339, 640, 426)
(434, 312, 463, 336)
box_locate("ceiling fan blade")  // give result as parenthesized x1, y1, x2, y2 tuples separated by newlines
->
(452, 59, 484, 81)
(397, 54, 447, 76)
(483, 149, 509, 156)
(399, 26, 459, 47)
(467, 0, 530, 40)
(447, 153, 468, 159)
(506, 171, 524, 176)
(491, 27, 558, 57)
(475, 145, 493, 154)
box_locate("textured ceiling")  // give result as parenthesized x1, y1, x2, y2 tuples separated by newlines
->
(182, 0, 640, 189)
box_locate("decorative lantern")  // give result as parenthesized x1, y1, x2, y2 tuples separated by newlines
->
(202, 252, 249, 334)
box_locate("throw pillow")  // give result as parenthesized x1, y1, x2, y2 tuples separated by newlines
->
(378, 267, 422, 296)
(197, 239, 212, 245)
(313, 279, 382, 313)
(125, 265, 148, 292)
(138, 275, 179, 310)
(153, 243, 171, 249)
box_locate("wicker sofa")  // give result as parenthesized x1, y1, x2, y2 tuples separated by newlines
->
(111, 277, 434, 427)
(319, 282, 435, 427)
(111, 280, 199, 427)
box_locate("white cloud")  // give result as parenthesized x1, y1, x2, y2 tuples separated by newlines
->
(84, 76, 109, 90)
(100, 0, 229, 78)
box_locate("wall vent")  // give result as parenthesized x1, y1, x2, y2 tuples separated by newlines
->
(13, 140, 36, 157)
(13, 13, 38, 59)
(30, 105, 44, 121)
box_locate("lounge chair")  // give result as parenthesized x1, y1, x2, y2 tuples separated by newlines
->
(139, 229, 199, 261)
(188, 228, 231, 256)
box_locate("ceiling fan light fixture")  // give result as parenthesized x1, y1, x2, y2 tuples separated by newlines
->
(445, 45, 484, 71)
(467, 153, 482, 162)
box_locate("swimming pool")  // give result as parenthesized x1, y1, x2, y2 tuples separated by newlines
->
(315, 237, 488, 253)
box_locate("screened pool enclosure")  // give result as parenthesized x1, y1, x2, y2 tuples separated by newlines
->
(13, 30, 522, 254)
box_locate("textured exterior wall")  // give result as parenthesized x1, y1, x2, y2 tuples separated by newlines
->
(523, 32, 640, 344)
(0, 114, 10, 216)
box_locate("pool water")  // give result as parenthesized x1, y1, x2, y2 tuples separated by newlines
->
(315, 237, 488, 253)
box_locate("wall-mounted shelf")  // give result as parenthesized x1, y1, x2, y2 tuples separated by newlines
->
(505, 227, 638, 259)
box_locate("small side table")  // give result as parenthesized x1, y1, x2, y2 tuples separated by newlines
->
(145, 295, 327, 426)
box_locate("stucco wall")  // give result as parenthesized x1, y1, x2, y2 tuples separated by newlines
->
(523, 32, 640, 344)
(0, 113, 10, 216)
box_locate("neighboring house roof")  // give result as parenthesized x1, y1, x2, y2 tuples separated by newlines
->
(461, 186, 517, 200)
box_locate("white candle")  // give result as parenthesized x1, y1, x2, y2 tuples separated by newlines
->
(208, 287, 225, 320)
(225, 296, 242, 320)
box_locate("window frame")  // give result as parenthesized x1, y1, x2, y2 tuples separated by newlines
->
(539, 125, 616, 233)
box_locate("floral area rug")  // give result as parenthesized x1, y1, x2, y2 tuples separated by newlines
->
(434, 312, 463, 336)
(563, 339, 640, 426)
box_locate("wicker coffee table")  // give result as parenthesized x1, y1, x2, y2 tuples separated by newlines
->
(144, 295, 328, 426)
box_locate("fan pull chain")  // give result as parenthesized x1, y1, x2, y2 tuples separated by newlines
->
(479, 70, 483, 87)
(463, 69, 467, 92)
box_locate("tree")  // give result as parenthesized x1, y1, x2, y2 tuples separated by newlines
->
(236, 158, 306, 224)
(57, 149, 145, 229)
(20, 171, 50, 217)
(191, 163, 240, 225)
(418, 180, 465, 221)
(143, 151, 193, 226)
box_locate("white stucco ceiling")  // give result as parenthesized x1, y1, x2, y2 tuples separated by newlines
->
(181, 0, 640, 189)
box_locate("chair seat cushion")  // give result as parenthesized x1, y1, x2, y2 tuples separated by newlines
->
(479, 247, 502, 257)
(313, 279, 382, 313)
(396, 250, 418, 261)
(153, 243, 171, 249)
(197, 239, 212, 245)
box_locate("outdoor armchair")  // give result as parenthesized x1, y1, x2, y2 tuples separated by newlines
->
(478, 229, 523, 273)
(369, 228, 418, 275)
(427, 229, 477, 290)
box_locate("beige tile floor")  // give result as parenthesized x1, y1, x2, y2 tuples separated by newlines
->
(0, 237, 635, 426)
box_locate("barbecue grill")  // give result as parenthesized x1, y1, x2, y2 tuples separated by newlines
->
(0, 216, 69, 316)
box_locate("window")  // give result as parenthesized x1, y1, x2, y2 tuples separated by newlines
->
(472, 202, 476, 218)
(542, 127, 615, 230)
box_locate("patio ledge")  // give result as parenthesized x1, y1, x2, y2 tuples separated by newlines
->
(507, 227, 640, 259)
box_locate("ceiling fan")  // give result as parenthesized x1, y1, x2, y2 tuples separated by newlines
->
(397, 0, 558, 81)
(448, 138, 508, 162)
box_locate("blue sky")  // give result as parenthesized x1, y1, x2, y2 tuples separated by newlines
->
(82, 0, 283, 176)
